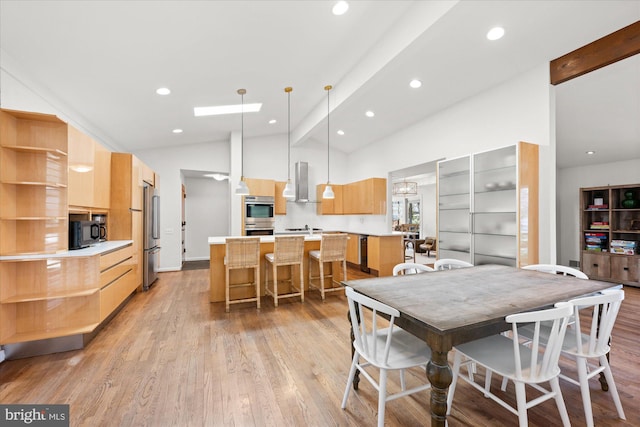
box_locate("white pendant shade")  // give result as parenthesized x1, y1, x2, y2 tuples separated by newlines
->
(322, 184, 335, 199)
(235, 179, 250, 196)
(283, 180, 295, 199)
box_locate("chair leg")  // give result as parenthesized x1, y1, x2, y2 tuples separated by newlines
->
(446, 350, 462, 415)
(342, 260, 347, 283)
(514, 381, 528, 427)
(576, 355, 595, 427)
(299, 263, 305, 302)
(341, 352, 359, 409)
(319, 261, 325, 300)
(600, 355, 626, 421)
(273, 264, 278, 307)
(484, 370, 492, 397)
(550, 377, 571, 427)
(399, 369, 406, 391)
(378, 368, 388, 427)
(255, 264, 260, 309)
(225, 267, 230, 313)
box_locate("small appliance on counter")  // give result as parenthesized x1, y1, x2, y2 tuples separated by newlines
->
(69, 220, 101, 249)
(91, 214, 108, 242)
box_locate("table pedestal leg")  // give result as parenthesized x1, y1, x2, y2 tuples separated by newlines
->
(427, 350, 452, 427)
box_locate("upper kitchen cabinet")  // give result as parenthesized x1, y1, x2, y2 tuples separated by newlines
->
(343, 178, 387, 215)
(274, 181, 287, 215)
(67, 126, 111, 210)
(244, 178, 275, 197)
(141, 162, 155, 187)
(437, 141, 539, 267)
(0, 109, 68, 255)
(316, 184, 343, 215)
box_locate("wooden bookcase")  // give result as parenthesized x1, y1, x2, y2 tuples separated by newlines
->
(580, 184, 640, 287)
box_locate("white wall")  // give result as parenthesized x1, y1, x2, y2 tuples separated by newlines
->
(557, 158, 640, 267)
(346, 64, 556, 262)
(184, 177, 230, 260)
(135, 140, 230, 271)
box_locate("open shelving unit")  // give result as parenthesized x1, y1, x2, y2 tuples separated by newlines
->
(580, 184, 640, 286)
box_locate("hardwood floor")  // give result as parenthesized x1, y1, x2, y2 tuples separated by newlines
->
(0, 267, 638, 426)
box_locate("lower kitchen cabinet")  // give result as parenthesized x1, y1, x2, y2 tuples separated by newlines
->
(0, 256, 100, 344)
(99, 245, 136, 321)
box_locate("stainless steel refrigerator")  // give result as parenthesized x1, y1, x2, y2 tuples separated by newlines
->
(143, 183, 160, 290)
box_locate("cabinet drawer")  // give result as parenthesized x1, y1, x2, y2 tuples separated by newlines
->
(610, 255, 640, 284)
(100, 245, 134, 271)
(99, 269, 137, 321)
(582, 252, 610, 279)
(100, 262, 133, 288)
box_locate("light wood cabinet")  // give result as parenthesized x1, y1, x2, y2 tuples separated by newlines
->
(317, 184, 344, 215)
(110, 153, 145, 289)
(0, 109, 68, 255)
(580, 184, 640, 286)
(68, 126, 111, 209)
(274, 181, 287, 215)
(141, 162, 155, 186)
(346, 233, 359, 264)
(99, 245, 136, 321)
(343, 178, 387, 215)
(367, 235, 404, 277)
(0, 256, 100, 344)
(245, 178, 275, 197)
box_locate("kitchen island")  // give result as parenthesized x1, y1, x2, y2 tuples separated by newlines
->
(208, 233, 404, 303)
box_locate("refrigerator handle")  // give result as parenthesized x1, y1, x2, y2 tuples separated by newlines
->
(152, 195, 160, 240)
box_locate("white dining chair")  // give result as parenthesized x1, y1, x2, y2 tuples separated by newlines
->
(434, 258, 473, 270)
(341, 287, 431, 427)
(447, 302, 574, 427)
(518, 289, 626, 427)
(522, 263, 588, 279)
(392, 262, 434, 276)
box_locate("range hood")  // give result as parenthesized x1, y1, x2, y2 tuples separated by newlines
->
(295, 161, 309, 202)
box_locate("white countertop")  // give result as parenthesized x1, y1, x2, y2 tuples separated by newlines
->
(0, 240, 133, 260)
(208, 235, 322, 245)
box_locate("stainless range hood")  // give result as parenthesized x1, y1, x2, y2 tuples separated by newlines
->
(295, 161, 309, 202)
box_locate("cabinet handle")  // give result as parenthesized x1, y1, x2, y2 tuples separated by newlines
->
(593, 264, 598, 267)
(623, 267, 629, 271)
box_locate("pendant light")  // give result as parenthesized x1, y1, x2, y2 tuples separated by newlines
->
(282, 87, 296, 199)
(234, 88, 250, 196)
(322, 85, 335, 199)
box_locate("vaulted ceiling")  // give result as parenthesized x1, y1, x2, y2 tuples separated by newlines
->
(1, 1, 639, 169)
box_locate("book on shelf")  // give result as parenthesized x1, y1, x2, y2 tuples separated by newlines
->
(588, 204, 608, 209)
(590, 221, 610, 229)
(610, 239, 637, 255)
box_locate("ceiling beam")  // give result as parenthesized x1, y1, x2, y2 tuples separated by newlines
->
(550, 20, 640, 85)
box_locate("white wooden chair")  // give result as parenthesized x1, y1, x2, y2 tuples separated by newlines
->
(341, 287, 431, 427)
(308, 234, 348, 300)
(264, 235, 305, 307)
(224, 237, 261, 313)
(518, 289, 626, 427)
(522, 263, 588, 279)
(447, 302, 574, 427)
(392, 262, 434, 276)
(434, 258, 473, 270)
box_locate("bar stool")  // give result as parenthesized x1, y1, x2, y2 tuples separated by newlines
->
(264, 235, 305, 307)
(224, 237, 261, 312)
(308, 233, 348, 300)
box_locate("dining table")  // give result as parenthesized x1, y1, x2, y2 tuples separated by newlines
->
(342, 264, 617, 426)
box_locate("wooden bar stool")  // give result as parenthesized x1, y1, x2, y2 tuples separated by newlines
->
(308, 233, 348, 300)
(264, 235, 305, 307)
(224, 237, 261, 312)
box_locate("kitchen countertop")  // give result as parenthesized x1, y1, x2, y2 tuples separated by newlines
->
(0, 240, 134, 260)
(208, 235, 322, 245)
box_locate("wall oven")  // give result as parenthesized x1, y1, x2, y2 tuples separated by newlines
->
(244, 196, 274, 235)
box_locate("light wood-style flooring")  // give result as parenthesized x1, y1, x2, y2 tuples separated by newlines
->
(0, 267, 638, 426)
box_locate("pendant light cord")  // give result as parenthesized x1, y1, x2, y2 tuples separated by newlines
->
(325, 85, 332, 183)
(286, 87, 292, 181)
(237, 88, 246, 178)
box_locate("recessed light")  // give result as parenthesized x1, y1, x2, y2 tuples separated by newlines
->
(194, 103, 262, 117)
(332, 1, 349, 16)
(268, 119, 277, 124)
(172, 129, 183, 134)
(156, 87, 171, 95)
(365, 111, 375, 118)
(409, 79, 422, 89)
(487, 27, 505, 41)
(586, 150, 595, 155)
(337, 130, 345, 136)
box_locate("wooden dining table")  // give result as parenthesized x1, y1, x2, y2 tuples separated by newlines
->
(342, 264, 616, 426)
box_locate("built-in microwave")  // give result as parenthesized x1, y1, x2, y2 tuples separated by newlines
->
(69, 220, 101, 250)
